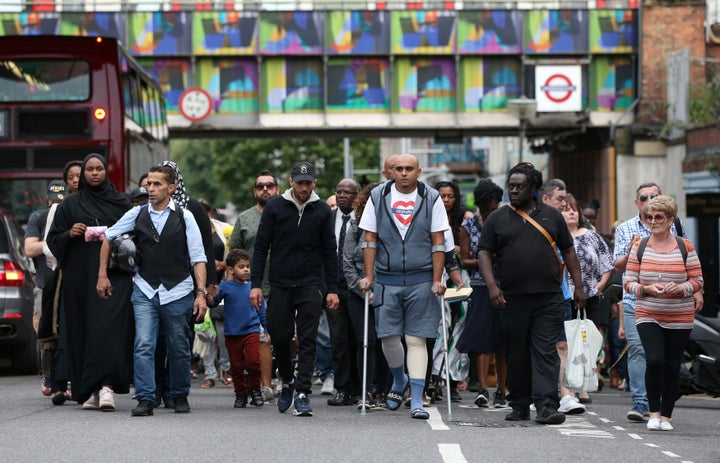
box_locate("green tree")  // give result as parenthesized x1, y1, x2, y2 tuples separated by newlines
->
(170, 139, 228, 207)
(211, 138, 380, 211)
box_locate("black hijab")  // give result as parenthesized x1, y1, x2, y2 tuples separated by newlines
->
(77, 153, 131, 225)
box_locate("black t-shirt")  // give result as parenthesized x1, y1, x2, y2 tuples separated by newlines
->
(478, 202, 573, 296)
(26, 208, 52, 288)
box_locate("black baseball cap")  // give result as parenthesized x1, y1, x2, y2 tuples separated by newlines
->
(130, 186, 148, 200)
(47, 180, 67, 202)
(291, 162, 316, 182)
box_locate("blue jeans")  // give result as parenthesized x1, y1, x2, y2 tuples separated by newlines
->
(623, 308, 648, 410)
(315, 311, 334, 380)
(132, 286, 194, 402)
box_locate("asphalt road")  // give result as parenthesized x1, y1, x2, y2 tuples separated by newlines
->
(1, 372, 718, 463)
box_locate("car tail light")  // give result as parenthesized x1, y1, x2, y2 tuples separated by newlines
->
(0, 261, 24, 287)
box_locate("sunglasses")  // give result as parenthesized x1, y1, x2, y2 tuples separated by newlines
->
(638, 194, 658, 202)
(644, 214, 666, 224)
(254, 182, 276, 190)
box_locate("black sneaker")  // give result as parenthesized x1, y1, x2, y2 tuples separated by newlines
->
(493, 390, 508, 408)
(131, 400, 154, 417)
(234, 395, 248, 408)
(505, 408, 530, 421)
(249, 390, 264, 408)
(535, 406, 566, 425)
(473, 389, 489, 408)
(450, 388, 462, 402)
(327, 391, 353, 406)
(174, 396, 190, 413)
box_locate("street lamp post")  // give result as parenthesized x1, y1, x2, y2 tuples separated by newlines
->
(507, 97, 537, 164)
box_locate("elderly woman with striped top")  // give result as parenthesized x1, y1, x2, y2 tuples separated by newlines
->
(624, 195, 703, 432)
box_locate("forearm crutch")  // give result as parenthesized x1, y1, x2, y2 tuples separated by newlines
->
(361, 283, 369, 416)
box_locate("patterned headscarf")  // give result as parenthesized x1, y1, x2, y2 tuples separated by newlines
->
(159, 160, 189, 208)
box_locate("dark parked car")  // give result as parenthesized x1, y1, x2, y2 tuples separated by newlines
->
(0, 208, 38, 373)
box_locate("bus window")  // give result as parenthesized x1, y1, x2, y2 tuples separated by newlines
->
(0, 60, 90, 102)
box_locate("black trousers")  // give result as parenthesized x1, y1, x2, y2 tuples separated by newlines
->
(347, 290, 376, 393)
(267, 285, 323, 394)
(326, 283, 359, 393)
(637, 323, 691, 418)
(501, 292, 565, 411)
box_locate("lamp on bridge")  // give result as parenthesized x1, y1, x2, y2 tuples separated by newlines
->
(507, 96, 537, 164)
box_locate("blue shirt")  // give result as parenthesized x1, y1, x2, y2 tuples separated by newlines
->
(211, 279, 266, 336)
(106, 199, 207, 304)
(613, 213, 684, 311)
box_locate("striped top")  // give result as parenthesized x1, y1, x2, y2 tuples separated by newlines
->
(624, 238, 703, 329)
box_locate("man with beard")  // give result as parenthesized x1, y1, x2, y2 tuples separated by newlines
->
(477, 162, 585, 425)
(228, 170, 279, 401)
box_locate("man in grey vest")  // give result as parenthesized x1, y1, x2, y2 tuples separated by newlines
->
(98, 165, 208, 417)
(358, 154, 449, 420)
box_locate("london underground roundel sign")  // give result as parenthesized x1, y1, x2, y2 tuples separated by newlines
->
(535, 66, 582, 112)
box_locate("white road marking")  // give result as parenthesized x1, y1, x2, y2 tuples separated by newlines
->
(438, 444, 467, 463)
(427, 406, 450, 430)
(613, 426, 626, 431)
(628, 433, 643, 440)
(599, 417, 612, 423)
(552, 416, 614, 438)
(662, 451, 681, 458)
(681, 460, 695, 463)
(645, 443, 660, 448)
(586, 411, 598, 416)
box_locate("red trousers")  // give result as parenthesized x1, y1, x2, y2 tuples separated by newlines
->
(225, 332, 261, 396)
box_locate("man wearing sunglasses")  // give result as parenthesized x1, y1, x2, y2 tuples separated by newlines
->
(228, 170, 279, 402)
(613, 182, 700, 422)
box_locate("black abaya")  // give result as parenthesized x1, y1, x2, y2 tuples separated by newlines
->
(46, 154, 133, 404)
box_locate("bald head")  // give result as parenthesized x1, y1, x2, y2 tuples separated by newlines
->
(383, 154, 399, 181)
(393, 154, 421, 193)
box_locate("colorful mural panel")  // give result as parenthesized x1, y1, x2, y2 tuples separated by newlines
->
(0, 12, 58, 35)
(394, 57, 455, 112)
(391, 11, 456, 54)
(261, 58, 323, 113)
(196, 58, 258, 113)
(457, 11, 522, 54)
(459, 57, 522, 111)
(192, 11, 258, 55)
(327, 58, 389, 112)
(128, 12, 191, 56)
(59, 13, 124, 39)
(590, 55, 634, 111)
(259, 11, 324, 55)
(137, 58, 191, 112)
(327, 10, 389, 54)
(524, 10, 588, 54)
(589, 9, 637, 53)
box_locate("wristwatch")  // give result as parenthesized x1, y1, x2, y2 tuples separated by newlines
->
(196, 288, 207, 296)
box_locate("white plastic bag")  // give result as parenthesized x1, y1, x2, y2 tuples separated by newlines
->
(563, 310, 603, 392)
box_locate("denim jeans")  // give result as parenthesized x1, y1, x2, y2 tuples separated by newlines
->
(623, 308, 648, 410)
(132, 286, 194, 402)
(315, 311, 334, 380)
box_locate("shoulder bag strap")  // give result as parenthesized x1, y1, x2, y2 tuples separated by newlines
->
(509, 205, 565, 275)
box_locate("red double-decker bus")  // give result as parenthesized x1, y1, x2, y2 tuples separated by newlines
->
(0, 35, 169, 222)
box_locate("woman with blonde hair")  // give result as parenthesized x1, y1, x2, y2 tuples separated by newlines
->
(624, 195, 703, 431)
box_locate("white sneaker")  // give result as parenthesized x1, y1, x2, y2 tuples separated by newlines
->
(99, 387, 115, 411)
(558, 394, 586, 414)
(83, 391, 99, 410)
(660, 421, 673, 431)
(647, 418, 661, 430)
(321, 374, 335, 395)
(262, 386, 275, 402)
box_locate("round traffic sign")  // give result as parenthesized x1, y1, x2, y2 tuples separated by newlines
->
(179, 88, 212, 122)
(540, 74, 576, 104)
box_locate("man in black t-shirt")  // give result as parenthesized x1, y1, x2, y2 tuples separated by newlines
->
(478, 163, 585, 425)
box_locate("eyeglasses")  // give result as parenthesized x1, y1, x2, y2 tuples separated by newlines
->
(638, 194, 658, 202)
(335, 189, 357, 196)
(254, 182, 276, 190)
(644, 214, 667, 223)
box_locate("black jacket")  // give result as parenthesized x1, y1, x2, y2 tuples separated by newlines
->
(251, 191, 338, 293)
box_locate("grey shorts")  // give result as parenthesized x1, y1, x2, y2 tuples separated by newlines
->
(373, 281, 441, 339)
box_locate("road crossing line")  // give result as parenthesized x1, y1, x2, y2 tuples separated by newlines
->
(437, 444, 467, 463)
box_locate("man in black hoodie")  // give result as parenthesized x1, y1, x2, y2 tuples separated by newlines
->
(250, 162, 339, 417)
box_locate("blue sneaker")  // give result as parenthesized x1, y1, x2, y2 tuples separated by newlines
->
(293, 393, 313, 417)
(626, 404, 649, 422)
(277, 381, 295, 413)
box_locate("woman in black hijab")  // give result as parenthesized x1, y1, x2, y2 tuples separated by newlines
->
(47, 153, 133, 410)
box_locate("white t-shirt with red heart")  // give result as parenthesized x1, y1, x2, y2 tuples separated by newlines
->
(359, 184, 449, 241)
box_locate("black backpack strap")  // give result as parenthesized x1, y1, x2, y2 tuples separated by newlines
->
(636, 237, 650, 265)
(673, 217, 684, 237)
